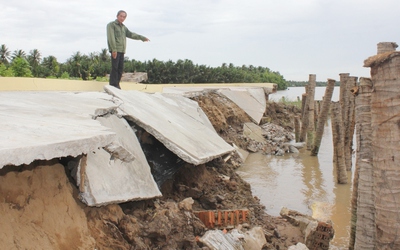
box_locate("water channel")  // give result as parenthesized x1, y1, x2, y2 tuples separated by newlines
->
(236, 87, 354, 249)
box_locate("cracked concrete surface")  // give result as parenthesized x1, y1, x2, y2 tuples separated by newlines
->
(104, 86, 235, 165)
(0, 91, 120, 168)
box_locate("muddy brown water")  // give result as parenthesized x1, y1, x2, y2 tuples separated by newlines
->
(237, 87, 354, 249)
(237, 119, 354, 249)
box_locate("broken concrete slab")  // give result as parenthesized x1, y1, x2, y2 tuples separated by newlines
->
(163, 86, 268, 124)
(78, 115, 161, 206)
(104, 86, 234, 165)
(152, 92, 216, 133)
(243, 123, 267, 143)
(246, 88, 267, 108)
(0, 91, 121, 168)
(218, 88, 266, 124)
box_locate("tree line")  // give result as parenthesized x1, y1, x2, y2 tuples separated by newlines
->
(287, 80, 340, 87)
(0, 44, 289, 90)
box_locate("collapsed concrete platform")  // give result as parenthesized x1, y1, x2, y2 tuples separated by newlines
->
(0, 87, 238, 206)
(104, 86, 234, 165)
(0, 77, 276, 206)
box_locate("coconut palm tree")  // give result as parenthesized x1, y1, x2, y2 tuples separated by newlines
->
(0, 44, 11, 64)
(12, 49, 26, 60)
(66, 51, 83, 78)
(99, 48, 109, 62)
(41, 55, 59, 77)
(27, 49, 42, 77)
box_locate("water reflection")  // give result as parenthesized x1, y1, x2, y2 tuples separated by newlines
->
(237, 119, 353, 249)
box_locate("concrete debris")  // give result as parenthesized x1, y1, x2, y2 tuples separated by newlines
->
(243, 123, 266, 143)
(77, 115, 161, 206)
(275, 148, 285, 156)
(104, 85, 234, 165)
(199, 227, 267, 250)
(0, 91, 120, 168)
(178, 197, 195, 211)
(289, 142, 306, 149)
(280, 207, 334, 250)
(260, 122, 294, 141)
(242, 122, 296, 155)
(288, 145, 300, 153)
(103, 142, 135, 162)
(242, 227, 268, 250)
(288, 243, 309, 250)
(199, 229, 244, 250)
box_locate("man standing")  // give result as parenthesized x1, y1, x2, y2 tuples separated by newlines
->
(107, 10, 149, 89)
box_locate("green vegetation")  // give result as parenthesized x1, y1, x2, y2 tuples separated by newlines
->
(278, 96, 302, 109)
(10, 57, 33, 77)
(0, 44, 288, 90)
(0, 63, 14, 76)
(287, 80, 340, 87)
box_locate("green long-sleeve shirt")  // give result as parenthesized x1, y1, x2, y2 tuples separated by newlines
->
(106, 19, 147, 53)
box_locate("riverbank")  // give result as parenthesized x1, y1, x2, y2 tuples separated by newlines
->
(0, 86, 329, 249)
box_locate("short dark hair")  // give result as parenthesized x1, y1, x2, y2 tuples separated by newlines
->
(117, 10, 127, 17)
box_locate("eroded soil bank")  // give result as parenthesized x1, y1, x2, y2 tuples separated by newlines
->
(0, 91, 307, 249)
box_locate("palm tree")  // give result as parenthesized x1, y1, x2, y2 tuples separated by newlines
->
(0, 44, 11, 64)
(98, 48, 111, 77)
(27, 49, 42, 77)
(12, 49, 26, 60)
(41, 55, 59, 77)
(66, 51, 83, 78)
(99, 48, 109, 62)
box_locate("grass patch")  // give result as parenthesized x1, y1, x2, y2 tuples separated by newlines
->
(278, 96, 302, 109)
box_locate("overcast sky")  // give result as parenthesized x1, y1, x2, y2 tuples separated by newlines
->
(1, 0, 399, 81)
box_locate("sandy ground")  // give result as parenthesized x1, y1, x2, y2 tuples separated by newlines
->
(0, 90, 305, 249)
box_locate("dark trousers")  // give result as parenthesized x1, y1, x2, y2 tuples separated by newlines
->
(109, 52, 124, 89)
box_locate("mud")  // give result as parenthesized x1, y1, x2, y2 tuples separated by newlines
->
(0, 90, 305, 249)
